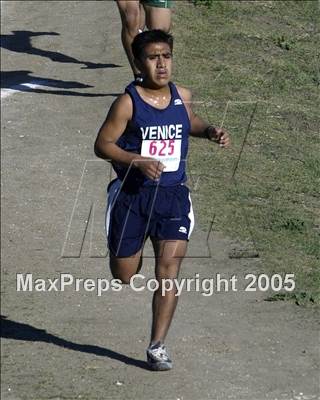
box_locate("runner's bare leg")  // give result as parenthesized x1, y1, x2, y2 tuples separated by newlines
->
(150, 239, 187, 344)
(143, 4, 171, 32)
(116, 0, 141, 76)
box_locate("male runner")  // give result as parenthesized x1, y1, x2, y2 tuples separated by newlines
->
(116, 0, 172, 81)
(94, 30, 230, 371)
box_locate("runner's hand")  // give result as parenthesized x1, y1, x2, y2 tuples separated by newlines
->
(208, 127, 230, 148)
(133, 157, 165, 181)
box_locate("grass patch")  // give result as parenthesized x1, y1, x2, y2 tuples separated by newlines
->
(173, 1, 320, 305)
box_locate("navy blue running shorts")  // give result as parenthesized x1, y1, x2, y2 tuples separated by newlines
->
(105, 179, 194, 257)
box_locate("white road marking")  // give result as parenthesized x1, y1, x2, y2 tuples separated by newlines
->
(1, 81, 52, 99)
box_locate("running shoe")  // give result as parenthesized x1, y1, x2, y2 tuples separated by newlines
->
(146, 341, 172, 371)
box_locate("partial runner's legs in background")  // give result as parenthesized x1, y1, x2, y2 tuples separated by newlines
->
(143, 4, 171, 32)
(139, 2, 146, 32)
(116, 0, 141, 77)
(116, 0, 172, 79)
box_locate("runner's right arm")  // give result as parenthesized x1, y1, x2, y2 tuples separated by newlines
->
(94, 94, 164, 180)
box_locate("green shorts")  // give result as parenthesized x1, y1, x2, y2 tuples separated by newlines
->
(141, 0, 172, 8)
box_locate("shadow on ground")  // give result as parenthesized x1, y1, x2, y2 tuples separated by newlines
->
(0, 315, 149, 370)
(1, 30, 121, 69)
(1, 70, 122, 97)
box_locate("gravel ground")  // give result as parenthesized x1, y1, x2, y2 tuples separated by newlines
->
(1, 2, 319, 399)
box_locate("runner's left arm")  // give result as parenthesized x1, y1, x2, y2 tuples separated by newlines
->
(176, 86, 230, 148)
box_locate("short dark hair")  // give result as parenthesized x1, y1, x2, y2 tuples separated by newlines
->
(132, 29, 173, 61)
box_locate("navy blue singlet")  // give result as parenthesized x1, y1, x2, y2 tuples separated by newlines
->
(113, 81, 191, 188)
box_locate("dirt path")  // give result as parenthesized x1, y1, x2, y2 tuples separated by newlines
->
(1, 2, 319, 400)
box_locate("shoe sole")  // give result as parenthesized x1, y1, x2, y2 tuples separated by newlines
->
(147, 361, 172, 371)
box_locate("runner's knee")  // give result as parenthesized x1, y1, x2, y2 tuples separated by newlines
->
(110, 266, 134, 284)
(111, 272, 132, 285)
(109, 255, 142, 284)
(156, 260, 181, 280)
(154, 20, 171, 32)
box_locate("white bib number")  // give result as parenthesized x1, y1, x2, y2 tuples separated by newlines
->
(140, 139, 181, 172)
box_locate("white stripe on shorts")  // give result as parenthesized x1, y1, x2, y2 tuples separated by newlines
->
(105, 179, 121, 238)
(188, 192, 195, 239)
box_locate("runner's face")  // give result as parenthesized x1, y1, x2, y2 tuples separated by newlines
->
(140, 42, 172, 87)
